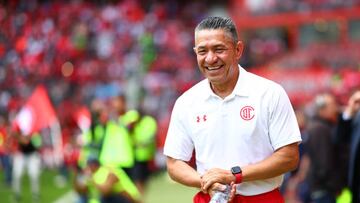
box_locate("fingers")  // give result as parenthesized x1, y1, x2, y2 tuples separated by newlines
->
(227, 182, 237, 203)
(208, 183, 217, 197)
(201, 168, 230, 191)
(201, 178, 218, 193)
(346, 91, 360, 117)
(200, 175, 206, 193)
(202, 178, 227, 192)
(211, 182, 226, 192)
(202, 178, 215, 192)
(208, 183, 227, 197)
(353, 91, 360, 111)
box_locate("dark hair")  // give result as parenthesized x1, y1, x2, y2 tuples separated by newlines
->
(195, 16, 238, 43)
(87, 156, 100, 165)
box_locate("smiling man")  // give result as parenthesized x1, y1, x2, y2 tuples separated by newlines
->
(164, 16, 302, 203)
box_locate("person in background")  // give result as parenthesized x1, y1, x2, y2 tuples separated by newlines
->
(336, 90, 360, 203)
(0, 114, 12, 187)
(84, 157, 141, 203)
(164, 16, 301, 202)
(77, 99, 108, 170)
(75, 98, 108, 203)
(304, 93, 342, 203)
(11, 128, 42, 203)
(99, 95, 135, 176)
(129, 108, 157, 195)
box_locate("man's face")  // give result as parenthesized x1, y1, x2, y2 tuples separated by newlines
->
(111, 96, 126, 115)
(325, 95, 339, 122)
(320, 94, 339, 123)
(87, 162, 99, 174)
(194, 29, 243, 86)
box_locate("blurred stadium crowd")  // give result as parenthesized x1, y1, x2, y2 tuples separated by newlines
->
(0, 0, 359, 203)
(235, 0, 360, 15)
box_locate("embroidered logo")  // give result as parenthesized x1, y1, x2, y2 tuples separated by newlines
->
(240, 106, 255, 121)
(196, 115, 207, 123)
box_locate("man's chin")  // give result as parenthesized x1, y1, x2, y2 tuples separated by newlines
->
(208, 78, 224, 87)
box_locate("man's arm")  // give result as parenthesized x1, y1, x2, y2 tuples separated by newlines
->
(94, 172, 119, 196)
(166, 156, 201, 188)
(241, 142, 299, 181)
(201, 143, 299, 191)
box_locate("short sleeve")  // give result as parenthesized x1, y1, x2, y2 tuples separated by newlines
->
(163, 99, 194, 161)
(268, 85, 302, 150)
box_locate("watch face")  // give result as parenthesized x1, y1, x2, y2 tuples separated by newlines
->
(231, 166, 242, 174)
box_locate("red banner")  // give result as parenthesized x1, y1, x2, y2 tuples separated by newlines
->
(13, 85, 57, 136)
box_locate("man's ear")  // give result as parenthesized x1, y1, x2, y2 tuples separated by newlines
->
(236, 41, 244, 60)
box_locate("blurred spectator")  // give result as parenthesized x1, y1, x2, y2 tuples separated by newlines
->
(240, 0, 359, 15)
(85, 157, 141, 203)
(128, 107, 157, 196)
(304, 93, 342, 203)
(11, 129, 42, 203)
(336, 90, 360, 203)
(100, 95, 135, 176)
(74, 156, 141, 203)
(0, 114, 12, 186)
(75, 98, 108, 203)
(77, 98, 108, 170)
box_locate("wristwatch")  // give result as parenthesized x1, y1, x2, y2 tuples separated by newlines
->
(231, 166, 243, 184)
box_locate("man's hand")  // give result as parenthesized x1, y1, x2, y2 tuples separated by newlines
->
(201, 168, 234, 193)
(207, 182, 237, 203)
(228, 182, 237, 203)
(208, 183, 227, 197)
(345, 90, 360, 117)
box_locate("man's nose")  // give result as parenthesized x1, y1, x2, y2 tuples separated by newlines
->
(205, 51, 217, 64)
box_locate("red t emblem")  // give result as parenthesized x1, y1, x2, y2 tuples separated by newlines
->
(240, 106, 255, 121)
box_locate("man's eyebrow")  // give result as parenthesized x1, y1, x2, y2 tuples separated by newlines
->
(194, 45, 206, 49)
(214, 44, 227, 48)
(194, 44, 226, 49)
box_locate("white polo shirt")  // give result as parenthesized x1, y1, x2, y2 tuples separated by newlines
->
(164, 66, 301, 196)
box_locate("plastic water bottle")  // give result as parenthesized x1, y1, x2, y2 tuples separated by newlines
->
(209, 185, 231, 203)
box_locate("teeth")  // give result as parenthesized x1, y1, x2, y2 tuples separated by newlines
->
(207, 66, 221, 70)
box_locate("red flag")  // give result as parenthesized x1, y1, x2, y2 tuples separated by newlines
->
(14, 85, 57, 136)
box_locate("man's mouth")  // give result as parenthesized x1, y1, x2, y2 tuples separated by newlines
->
(206, 65, 223, 71)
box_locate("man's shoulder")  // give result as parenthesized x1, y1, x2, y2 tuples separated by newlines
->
(244, 69, 284, 94)
(176, 79, 208, 104)
(247, 70, 279, 86)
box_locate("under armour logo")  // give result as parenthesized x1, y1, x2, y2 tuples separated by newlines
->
(196, 115, 207, 123)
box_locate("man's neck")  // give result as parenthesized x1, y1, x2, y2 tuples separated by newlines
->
(210, 83, 234, 99)
(210, 69, 239, 99)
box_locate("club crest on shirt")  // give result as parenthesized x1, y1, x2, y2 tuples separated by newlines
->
(240, 106, 255, 121)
